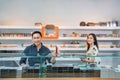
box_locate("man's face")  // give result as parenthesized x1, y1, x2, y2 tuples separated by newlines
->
(32, 33, 42, 46)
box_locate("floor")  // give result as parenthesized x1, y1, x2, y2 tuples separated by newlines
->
(0, 78, 120, 80)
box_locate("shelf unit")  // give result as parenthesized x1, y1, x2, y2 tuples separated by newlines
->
(0, 26, 120, 56)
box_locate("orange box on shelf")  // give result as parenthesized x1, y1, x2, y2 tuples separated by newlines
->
(42, 25, 59, 40)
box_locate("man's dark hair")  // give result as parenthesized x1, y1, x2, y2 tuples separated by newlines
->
(32, 31, 42, 37)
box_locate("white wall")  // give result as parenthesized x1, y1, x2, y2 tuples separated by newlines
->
(0, 0, 120, 26)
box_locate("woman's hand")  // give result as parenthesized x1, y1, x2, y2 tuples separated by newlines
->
(81, 58, 94, 63)
(81, 58, 89, 62)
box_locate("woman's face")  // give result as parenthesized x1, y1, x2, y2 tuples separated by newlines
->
(32, 33, 42, 46)
(87, 35, 94, 45)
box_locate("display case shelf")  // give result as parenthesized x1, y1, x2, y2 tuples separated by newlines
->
(0, 26, 41, 29)
(0, 47, 120, 52)
(59, 26, 120, 30)
(0, 26, 120, 30)
(59, 37, 120, 41)
(0, 37, 31, 40)
(0, 37, 120, 41)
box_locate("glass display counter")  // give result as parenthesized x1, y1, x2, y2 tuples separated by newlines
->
(0, 55, 120, 78)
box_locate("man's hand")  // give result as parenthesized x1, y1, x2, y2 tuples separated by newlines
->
(51, 51, 56, 57)
(50, 51, 56, 64)
(20, 63, 25, 67)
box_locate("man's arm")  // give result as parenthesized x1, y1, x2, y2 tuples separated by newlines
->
(50, 51, 56, 64)
(19, 57, 27, 66)
(19, 47, 29, 66)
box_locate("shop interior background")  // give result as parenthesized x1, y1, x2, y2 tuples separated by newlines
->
(0, 0, 120, 26)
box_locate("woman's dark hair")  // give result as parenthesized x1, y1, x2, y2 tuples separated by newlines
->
(87, 33, 99, 51)
(32, 31, 42, 37)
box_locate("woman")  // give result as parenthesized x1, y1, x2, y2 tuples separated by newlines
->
(81, 33, 100, 67)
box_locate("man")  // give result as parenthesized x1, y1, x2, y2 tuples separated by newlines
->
(19, 31, 56, 66)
